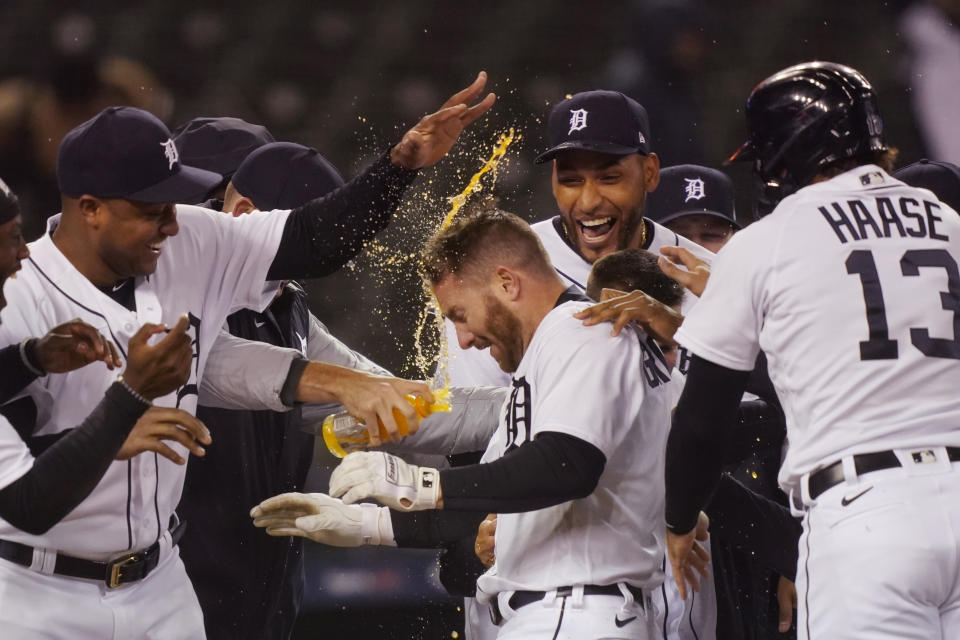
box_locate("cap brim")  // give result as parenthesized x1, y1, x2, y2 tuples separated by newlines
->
(657, 209, 741, 230)
(724, 140, 755, 165)
(127, 165, 223, 204)
(534, 141, 646, 164)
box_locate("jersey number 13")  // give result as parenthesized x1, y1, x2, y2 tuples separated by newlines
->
(846, 248, 960, 360)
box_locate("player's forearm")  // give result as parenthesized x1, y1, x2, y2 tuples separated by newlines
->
(665, 355, 750, 535)
(438, 536, 488, 597)
(294, 360, 370, 405)
(0, 382, 149, 535)
(439, 432, 605, 512)
(705, 474, 801, 580)
(390, 509, 486, 547)
(266, 151, 418, 280)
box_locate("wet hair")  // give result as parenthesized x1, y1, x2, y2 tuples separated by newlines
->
(421, 204, 554, 286)
(586, 248, 683, 306)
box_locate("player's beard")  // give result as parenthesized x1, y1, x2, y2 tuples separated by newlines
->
(483, 293, 524, 373)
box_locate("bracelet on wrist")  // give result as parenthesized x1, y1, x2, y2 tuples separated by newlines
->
(20, 338, 46, 377)
(116, 376, 151, 406)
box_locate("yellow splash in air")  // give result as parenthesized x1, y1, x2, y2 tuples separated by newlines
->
(439, 128, 516, 231)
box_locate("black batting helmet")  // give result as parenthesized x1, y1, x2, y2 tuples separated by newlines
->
(727, 61, 887, 213)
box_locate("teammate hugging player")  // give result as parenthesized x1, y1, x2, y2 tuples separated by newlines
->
(664, 61, 960, 640)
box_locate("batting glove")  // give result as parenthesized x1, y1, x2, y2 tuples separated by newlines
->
(329, 451, 440, 511)
(250, 492, 394, 547)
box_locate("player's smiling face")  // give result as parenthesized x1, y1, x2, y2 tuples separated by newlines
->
(96, 198, 179, 279)
(433, 274, 525, 373)
(552, 150, 659, 263)
(0, 215, 28, 314)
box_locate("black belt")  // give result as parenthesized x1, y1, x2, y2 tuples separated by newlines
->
(808, 447, 960, 500)
(489, 583, 645, 626)
(0, 518, 186, 589)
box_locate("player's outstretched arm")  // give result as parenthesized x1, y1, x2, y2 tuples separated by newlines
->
(266, 73, 496, 281)
(573, 288, 684, 342)
(296, 363, 432, 446)
(0, 317, 195, 535)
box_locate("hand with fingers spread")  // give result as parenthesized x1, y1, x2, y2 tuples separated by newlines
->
(475, 514, 497, 568)
(309, 365, 434, 446)
(121, 314, 194, 401)
(31, 319, 123, 374)
(389, 71, 496, 170)
(573, 288, 684, 343)
(116, 406, 211, 464)
(329, 451, 440, 512)
(658, 246, 711, 297)
(666, 511, 712, 601)
(250, 492, 392, 547)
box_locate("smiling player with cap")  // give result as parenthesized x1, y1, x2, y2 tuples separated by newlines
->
(0, 72, 494, 637)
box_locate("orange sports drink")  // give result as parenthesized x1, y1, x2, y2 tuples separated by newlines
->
(322, 388, 451, 458)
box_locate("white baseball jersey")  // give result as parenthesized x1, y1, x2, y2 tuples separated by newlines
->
(445, 215, 715, 388)
(675, 165, 960, 493)
(0, 205, 288, 559)
(475, 301, 673, 598)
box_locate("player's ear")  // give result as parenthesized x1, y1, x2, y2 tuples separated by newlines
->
(76, 195, 106, 227)
(641, 153, 660, 192)
(493, 266, 521, 300)
(230, 197, 256, 217)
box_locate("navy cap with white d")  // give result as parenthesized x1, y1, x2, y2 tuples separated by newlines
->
(645, 164, 739, 229)
(894, 158, 960, 214)
(535, 90, 652, 164)
(57, 106, 222, 204)
(231, 142, 345, 211)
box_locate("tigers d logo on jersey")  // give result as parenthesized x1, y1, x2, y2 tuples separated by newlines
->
(504, 377, 532, 452)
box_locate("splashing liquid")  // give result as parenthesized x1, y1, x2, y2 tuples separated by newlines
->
(411, 128, 518, 390)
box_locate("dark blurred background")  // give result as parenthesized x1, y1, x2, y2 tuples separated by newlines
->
(0, 0, 957, 637)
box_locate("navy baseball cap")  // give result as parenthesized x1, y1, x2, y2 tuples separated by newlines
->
(231, 142, 345, 210)
(57, 107, 221, 204)
(645, 164, 739, 228)
(894, 159, 960, 214)
(535, 90, 652, 164)
(173, 117, 275, 179)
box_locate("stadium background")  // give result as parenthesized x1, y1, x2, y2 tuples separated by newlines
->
(0, 1, 953, 637)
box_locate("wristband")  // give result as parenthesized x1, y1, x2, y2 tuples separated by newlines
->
(116, 376, 151, 407)
(20, 339, 46, 377)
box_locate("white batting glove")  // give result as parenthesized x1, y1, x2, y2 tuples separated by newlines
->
(249, 492, 395, 547)
(329, 451, 440, 512)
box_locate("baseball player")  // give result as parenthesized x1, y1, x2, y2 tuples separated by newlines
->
(0, 72, 495, 637)
(255, 208, 696, 639)
(663, 61, 960, 640)
(179, 140, 375, 640)
(644, 164, 739, 254)
(0, 181, 200, 591)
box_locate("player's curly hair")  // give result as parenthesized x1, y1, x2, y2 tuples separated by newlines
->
(421, 201, 553, 285)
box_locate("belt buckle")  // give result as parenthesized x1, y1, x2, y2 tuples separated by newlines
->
(106, 554, 139, 589)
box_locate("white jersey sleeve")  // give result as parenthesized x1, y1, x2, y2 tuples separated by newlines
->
(674, 224, 771, 371)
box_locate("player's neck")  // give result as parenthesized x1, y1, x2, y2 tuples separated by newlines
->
(518, 276, 568, 354)
(52, 218, 122, 287)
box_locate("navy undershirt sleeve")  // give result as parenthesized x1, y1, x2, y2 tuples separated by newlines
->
(0, 382, 149, 535)
(666, 355, 750, 534)
(439, 431, 606, 513)
(267, 151, 418, 280)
